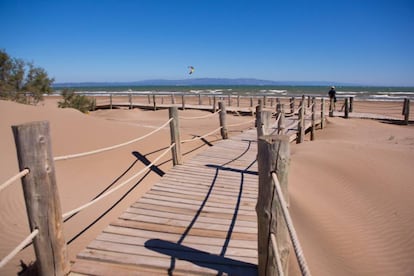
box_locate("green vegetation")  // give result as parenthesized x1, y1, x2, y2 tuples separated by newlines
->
(0, 49, 54, 104)
(58, 89, 95, 113)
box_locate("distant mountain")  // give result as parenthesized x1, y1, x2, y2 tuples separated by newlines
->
(53, 78, 354, 87)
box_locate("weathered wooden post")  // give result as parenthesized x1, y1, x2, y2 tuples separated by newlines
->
(297, 99, 305, 144)
(307, 96, 311, 108)
(276, 103, 281, 114)
(109, 94, 113, 109)
(329, 97, 334, 117)
(349, 97, 354, 113)
(147, 94, 151, 104)
(402, 98, 407, 116)
(255, 100, 263, 137)
(257, 135, 290, 276)
(263, 96, 267, 107)
(208, 96, 212, 105)
(171, 93, 176, 104)
(311, 97, 316, 141)
(129, 93, 132, 109)
(290, 97, 295, 114)
(270, 98, 275, 107)
(12, 121, 70, 276)
(301, 95, 306, 115)
(237, 95, 240, 107)
(250, 97, 254, 107)
(228, 94, 232, 106)
(153, 94, 157, 111)
(169, 107, 182, 165)
(278, 106, 285, 135)
(256, 102, 272, 137)
(320, 98, 325, 129)
(344, 97, 349, 119)
(181, 94, 186, 110)
(212, 96, 217, 113)
(404, 98, 410, 125)
(218, 102, 228, 139)
(198, 94, 202, 105)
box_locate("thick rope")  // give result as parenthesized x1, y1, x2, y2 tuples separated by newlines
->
(62, 143, 175, 219)
(270, 233, 285, 276)
(0, 169, 30, 193)
(180, 127, 222, 144)
(0, 229, 39, 268)
(54, 118, 173, 161)
(179, 109, 221, 120)
(272, 172, 311, 276)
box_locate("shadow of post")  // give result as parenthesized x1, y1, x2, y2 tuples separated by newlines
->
(145, 239, 257, 275)
(132, 151, 165, 176)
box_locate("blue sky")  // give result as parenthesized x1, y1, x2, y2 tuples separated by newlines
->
(1, 0, 413, 86)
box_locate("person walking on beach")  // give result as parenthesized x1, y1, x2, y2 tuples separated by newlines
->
(328, 86, 336, 102)
(328, 86, 336, 115)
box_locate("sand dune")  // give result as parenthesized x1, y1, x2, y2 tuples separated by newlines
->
(1, 98, 413, 275)
(289, 118, 414, 275)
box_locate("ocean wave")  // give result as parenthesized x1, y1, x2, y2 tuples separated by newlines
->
(336, 91, 359, 95)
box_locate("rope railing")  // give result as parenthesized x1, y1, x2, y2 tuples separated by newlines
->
(0, 169, 30, 193)
(180, 127, 222, 144)
(62, 143, 175, 220)
(54, 118, 173, 161)
(271, 172, 311, 276)
(0, 229, 39, 268)
(270, 232, 285, 276)
(179, 109, 221, 120)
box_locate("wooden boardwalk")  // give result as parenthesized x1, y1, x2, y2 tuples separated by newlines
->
(70, 107, 319, 275)
(71, 128, 261, 275)
(97, 102, 256, 115)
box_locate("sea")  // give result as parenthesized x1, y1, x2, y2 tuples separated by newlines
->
(53, 85, 414, 102)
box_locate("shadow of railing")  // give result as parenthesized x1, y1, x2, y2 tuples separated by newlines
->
(145, 140, 258, 275)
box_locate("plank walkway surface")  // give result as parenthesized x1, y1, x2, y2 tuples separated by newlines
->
(69, 105, 325, 275)
(97, 102, 256, 114)
(70, 126, 261, 275)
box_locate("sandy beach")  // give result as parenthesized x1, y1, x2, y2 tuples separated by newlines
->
(0, 97, 254, 275)
(1, 97, 414, 275)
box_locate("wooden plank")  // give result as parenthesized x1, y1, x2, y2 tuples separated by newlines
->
(131, 202, 257, 222)
(111, 219, 257, 241)
(135, 198, 256, 216)
(118, 213, 257, 234)
(70, 259, 166, 276)
(141, 193, 256, 211)
(86, 239, 257, 266)
(95, 232, 257, 259)
(149, 186, 257, 202)
(150, 182, 258, 199)
(125, 207, 257, 228)
(165, 175, 259, 189)
(103, 226, 258, 250)
(77, 249, 257, 275)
